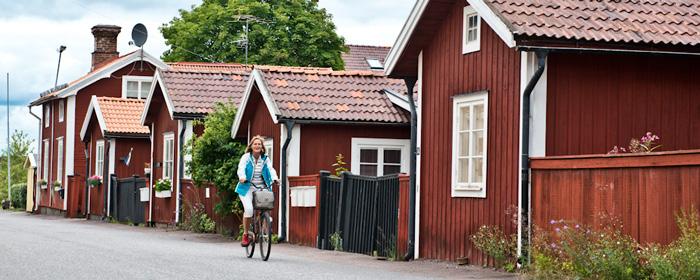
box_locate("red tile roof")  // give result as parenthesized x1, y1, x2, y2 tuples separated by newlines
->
(96, 97, 149, 135)
(258, 67, 409, 123)
(342, 45, 391, 70)
(160, 67, 251, 116)
(487, 0, 700, 46)
(167, 62, 251, 73)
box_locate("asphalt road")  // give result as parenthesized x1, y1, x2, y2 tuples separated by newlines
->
(0, 211, 516, 280)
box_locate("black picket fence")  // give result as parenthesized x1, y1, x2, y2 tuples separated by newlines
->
(110, 175, 147, 225)
(317, 171, 400, 257)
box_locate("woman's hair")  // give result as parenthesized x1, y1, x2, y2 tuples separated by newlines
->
(245, 135, 267, 155)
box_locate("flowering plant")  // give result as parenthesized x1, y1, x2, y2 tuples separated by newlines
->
(38, 179, 48, 186)
(609, 132, 662, 154)
(52, 180, 62, 188)
(88, 175, 102, 187)
(154, 178, 172, 192)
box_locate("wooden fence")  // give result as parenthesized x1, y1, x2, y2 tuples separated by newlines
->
(531, 150, 700, 245)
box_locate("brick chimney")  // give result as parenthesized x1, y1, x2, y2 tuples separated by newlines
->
(91, 25, 121, 71)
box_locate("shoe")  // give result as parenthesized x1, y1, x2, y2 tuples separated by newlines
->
(241, 233, 250, 247)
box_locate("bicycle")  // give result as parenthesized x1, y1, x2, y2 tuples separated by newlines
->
(243, 181, 274, 261)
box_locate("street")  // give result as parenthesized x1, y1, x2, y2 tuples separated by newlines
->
(0, 211, 515, 280)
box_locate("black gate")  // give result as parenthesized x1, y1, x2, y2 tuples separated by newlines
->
(110, 175, 147, 224)
(317, 171, 400, 257)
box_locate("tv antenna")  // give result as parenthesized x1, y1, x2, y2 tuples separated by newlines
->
(130, 23, 148, 70)
(229, 15, 268, 65)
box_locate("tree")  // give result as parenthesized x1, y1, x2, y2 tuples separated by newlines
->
(160, 0, 347, 69)
(186, 102, 246, 217)
(0, 130, 32, 202)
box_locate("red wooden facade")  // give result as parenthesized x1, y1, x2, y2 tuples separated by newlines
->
(531, 150, 700, 245)
(417, 0, 521, 262)
(287, 174, 321, 247)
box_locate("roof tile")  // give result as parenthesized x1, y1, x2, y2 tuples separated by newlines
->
(341, 45, 391, 70)
(96, 97, 149, 135)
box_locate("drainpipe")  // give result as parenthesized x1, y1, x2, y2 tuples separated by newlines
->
(278, 119, 295, 242)
(83, 141, 90, 219)
(402, 78, 417, 261)
(176, 120, 187, 224)
(28, 106, 41, 212)
(520, 50, 548, 263)
(148, 123, 154, 226)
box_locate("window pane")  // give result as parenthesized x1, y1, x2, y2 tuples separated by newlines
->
(468, 30, 475, 42)
(383, 165, 401, 175)
(384, 149, 401, 164)
(360, 149, 378, 163)
(458, 159, 469, 183)
(472, 130, 484, 156)
(141, 81, 152, 98)
(126, 81, 139, 98)
(474, 103, 484, 129)
(360, 164, 377, 176)
(459, 132, 469, 157)
(460, 106, 470, 131)
(471, 157, 484, 183)
(469, 15, 478, 28)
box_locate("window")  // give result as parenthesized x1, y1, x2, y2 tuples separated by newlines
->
(183, 122, 193, 180)
(452, 91, 488, 198)
(122, 76, 153, 99)
(57, 137, 64, 182)
(58, 100, 64, 122)
(366, 59, 383, 70)
(263, 138, 274, 164)
(351, 138, 410, 176)
(95, 140, 104, 177)
(43, 139, 49, 180)
(44, 105, 50, 128)
(163, 133, 174, 179)
(462, 6, 481, 54)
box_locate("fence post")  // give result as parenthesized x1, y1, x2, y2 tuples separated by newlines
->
(318, 171, 330, 249)
(338, 171, 351, 251)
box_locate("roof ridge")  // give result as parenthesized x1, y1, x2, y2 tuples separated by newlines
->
(345, 44, 391, 49)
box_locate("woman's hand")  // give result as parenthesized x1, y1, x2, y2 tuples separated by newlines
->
(239, 178, 246, 183)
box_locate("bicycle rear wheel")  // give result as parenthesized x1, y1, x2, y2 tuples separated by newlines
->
(259, 212, 272, 261)
(245, 218, 256, 258)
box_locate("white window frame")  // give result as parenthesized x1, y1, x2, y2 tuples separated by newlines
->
(182, 121, 193, 180)
(452, 91, 488, 198)
(122, 75, 153, 99)
(263, 137, 274, 164)
(350, 138, 410, 177)
(163, 133, 175, 180)
(43, 139, 49, 180)
(56, 137, 64, 182)
(462, 6, 481, 54)
(95, 140, 105, 177)
(44, 105, 50, 128)
(58, 100, 64, 122)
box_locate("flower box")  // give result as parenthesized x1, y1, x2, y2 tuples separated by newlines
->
(144, 167, 151, 175)
(140, 187, 150, 202)
(54, 186, 62, 192)
(155, 190, 171, 198)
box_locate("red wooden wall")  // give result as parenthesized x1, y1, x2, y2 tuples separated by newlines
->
(113, 138, 150, 178)
(419, 1, 521, 262)
(531, 150, 700, 245)
(287, 174, 321, 247)
(546, 53, 700, 156)
(181, 181, 242, 235)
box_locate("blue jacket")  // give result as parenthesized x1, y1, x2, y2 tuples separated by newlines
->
(235, 153, 278, 196)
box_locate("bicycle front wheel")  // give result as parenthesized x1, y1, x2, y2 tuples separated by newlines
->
(259, 212, 272, 261)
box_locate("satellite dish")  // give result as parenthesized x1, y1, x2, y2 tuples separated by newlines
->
(131, 23, 148, 48)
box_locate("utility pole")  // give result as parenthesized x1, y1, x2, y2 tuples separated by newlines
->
(55, 46, 66, 87)
(6, 73, 10, 205)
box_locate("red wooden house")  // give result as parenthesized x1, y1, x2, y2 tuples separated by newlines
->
(140, 62, 251, 225)
(29, 24, 167, 217)
(230, 66, 411, 241)
(80, 97, 150, 219)
(385, 0, 700, 264)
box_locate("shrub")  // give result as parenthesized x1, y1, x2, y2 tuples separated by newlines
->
(643, 207, 700, 280)
(330, 231, 343, 251)
(10, 183, 26, 209)
(470, 225, 517, 269)
(183, 203, 216, 233)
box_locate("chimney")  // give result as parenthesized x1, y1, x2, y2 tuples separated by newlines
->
(91, 25, 121, 71)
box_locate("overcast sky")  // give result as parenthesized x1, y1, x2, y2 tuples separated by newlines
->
(0, 0, 414, 152)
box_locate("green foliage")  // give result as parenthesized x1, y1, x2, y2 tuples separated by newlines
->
(331, 153, 348, 177)
(470, 225, 517, 269)
(643, 207, 700, 280)
(0, 130, 32, 202)
(187, 102, 246, 218)
(160, 0, 347, 70)
(10, 183, 26, 209)
(330, 231, 343, 251)
(183, 203, 217, 233)
(154, 178, 172, 192)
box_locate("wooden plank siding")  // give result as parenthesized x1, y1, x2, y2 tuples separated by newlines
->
(419, 1, 521, 263)
(181, 181, 242, 234)
(531, 151, 700, 245)
(546, 52, 700, 156)
(287, 174, 321, 247)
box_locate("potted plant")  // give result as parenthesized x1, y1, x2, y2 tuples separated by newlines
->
(88, 175, 102, 188)
(154, 178, 172, 198)
(52, 180, 62, 192)
(38, 179, 48, 190)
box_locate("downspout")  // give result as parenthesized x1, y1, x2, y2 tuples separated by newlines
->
(148, 123, 154, 226)
(103, 138, 110, 220)
(278, 119, 295, 242)
(403, 78, 417, 261)
(176, 120, 187, 224)
(84, 140, 90, 219)
(28, 106, 41, 213)
(520, 50, 548, 263)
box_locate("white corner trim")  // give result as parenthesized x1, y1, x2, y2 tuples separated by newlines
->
(385, 0, 429, 76)
(231, 69, 281, 139)
(384, 89, 411, 112)
(466, 0, 516, 48)
(65, 96, 75, 177)
(79, 96, 107, 141)
(414, 50, 423, 259)
(528, 53, 548, 157)
(517, 52, 527, 257)
(140, 70, 174, 125)
(107, 138, 116, 216)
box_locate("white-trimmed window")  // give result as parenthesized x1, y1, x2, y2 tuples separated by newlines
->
(43, 139, 49, 180)
(163, 133, 175, 179)
(56, 137, 64, 182)
(351, 138, 410, 176)
(44, 105, 50, 128)
(263, 137, 274, 164)
(183, 121, 193, 180)
(463, 6, 481, 54)
(452, 91, 488, 198)
(58, 100, 64, 122)
(122, 76, 153, 99)
(95, 140, 105, 177)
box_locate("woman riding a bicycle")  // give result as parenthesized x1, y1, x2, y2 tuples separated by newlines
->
(235, 135, 279, 247)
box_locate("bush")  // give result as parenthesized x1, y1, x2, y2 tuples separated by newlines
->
(183, 203, 216, 233)
(470, 225, 517, 269)
(643, 207, 700, 280)
(10, 183, 26, 209)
